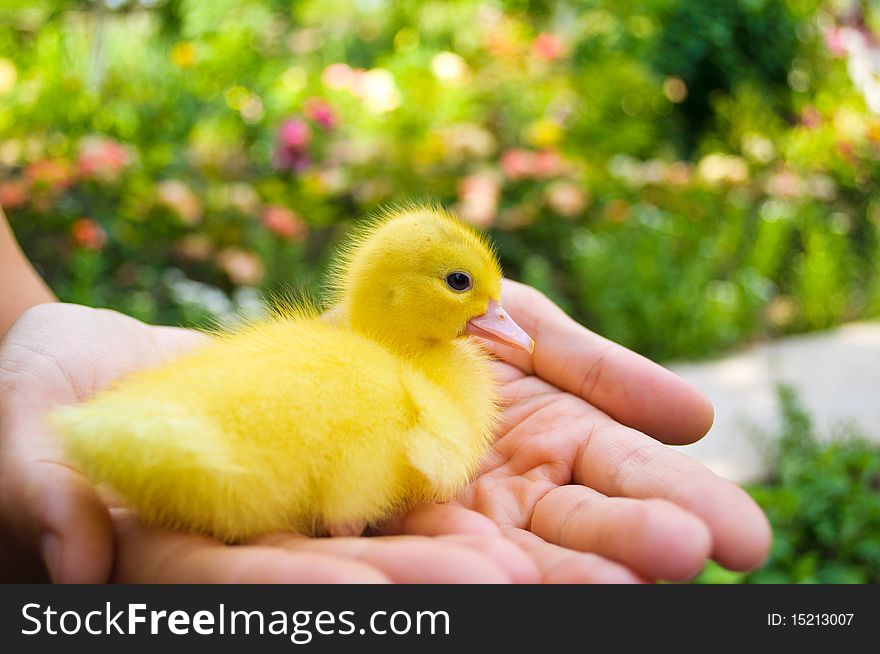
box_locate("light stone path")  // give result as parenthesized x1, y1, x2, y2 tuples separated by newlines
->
(667, 322, 880, 484)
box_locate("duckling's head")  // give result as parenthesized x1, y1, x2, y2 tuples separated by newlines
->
(332, 206, 533, 355)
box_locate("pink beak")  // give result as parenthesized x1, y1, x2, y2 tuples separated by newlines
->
(465, 300, 535, 353)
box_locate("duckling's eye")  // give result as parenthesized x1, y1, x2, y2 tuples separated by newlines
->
(445, 271, 473, 292)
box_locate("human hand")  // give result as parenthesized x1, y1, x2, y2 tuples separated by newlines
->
(387, 280, 771, 583)
(0, 303, 537, 583)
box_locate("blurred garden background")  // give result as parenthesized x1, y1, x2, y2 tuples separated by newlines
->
(1, 0, 879, 582)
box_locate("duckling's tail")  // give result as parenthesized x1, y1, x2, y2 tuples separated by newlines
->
(52, 398, 237, 474)
(50, 398, 243, 531)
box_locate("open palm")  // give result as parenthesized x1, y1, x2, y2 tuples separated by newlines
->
(0, 285, 769, 583)
(383, 282, 770, 582)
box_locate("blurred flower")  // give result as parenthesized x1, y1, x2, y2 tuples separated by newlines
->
(665, 161, 693, 186)
(0, 179, 26, 208)
(824, 26, 846, 57)
(322, 63, 355, 90)
(304, 97, 337, 130)
(545, 181, 589, 217)
(77, 136, 130, 182)
(532, 150, 564, 178)
(24, 159, 73, 190)
(532, 33, 564, 61)
(274, 119, 312, 172)
(807, 174, 837, 201)
(217, 248, 265, 286)
(431, 52, 471, 85)
(662, 77, 687, 103)
(175, 234, 214, 262)
(800, 106, 822, 129)
(438, 123, 497, 162)
(524, 118, 563, 148)
(70, 218, 106, 250)
(303, 166, 347, 196)
(697, 153, 749, 185)
(741, 133, 775, 163)
(170, 41, 197, 69)
(0, 58, 16, 95)
(359, 68, 401, 113)
(456, 171, 500, 227)
(158, 179, 203, 225)
(227, 182, 260, 215)
(500, 148, 535, 180)
(280, 119, 311, 149)
(261, 204, 308, 242)
(765, 170, 803, 199)
(602, 199, 630, 223)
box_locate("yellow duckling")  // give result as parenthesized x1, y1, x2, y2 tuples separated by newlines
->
(51, 206, 534, 541)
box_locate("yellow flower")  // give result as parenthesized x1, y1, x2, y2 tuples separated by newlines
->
(171, 42, 197, 69)
(524, 118, 563, 148)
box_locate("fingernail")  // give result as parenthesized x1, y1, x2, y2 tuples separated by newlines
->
(41, 533, 61, 583)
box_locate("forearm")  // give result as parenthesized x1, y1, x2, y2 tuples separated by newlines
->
(0, 205, 56, 340)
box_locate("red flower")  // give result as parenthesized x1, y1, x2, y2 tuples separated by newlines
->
(24, 159, 73, 190)
(0, 179, 26, 209)
(261, 205, 308, 242)
(70, 218, 106, 250)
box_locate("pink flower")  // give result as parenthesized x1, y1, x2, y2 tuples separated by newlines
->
(532, 33, 564, 61)
(216, 248, 265, 286)
(823, 26, 847, 58)
(0, 179, 26, 208)
(77, 136, 130, 182)
(280, 119, 312, 149)
(532, 150, 563, 178)
(456, 172, 500, 227)
(500, 148, 535, 180)
(261, 205, 308, 242)
(304, 97, 337, 130)
(275, 119, 312, 172)
(70, 218, 106, 250)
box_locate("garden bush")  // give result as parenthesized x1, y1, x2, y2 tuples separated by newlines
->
(3, 1, 880, 361)
(697, 386, 880, 584)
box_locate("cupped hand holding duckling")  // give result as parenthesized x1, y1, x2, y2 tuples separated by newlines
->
(0, 209, 771, 583)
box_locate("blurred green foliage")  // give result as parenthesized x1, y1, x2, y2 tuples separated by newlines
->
(696, 385, 880, 584)
(2, 0, 880, 361)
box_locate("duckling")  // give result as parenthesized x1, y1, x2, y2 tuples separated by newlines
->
(51, 206, 534, 541)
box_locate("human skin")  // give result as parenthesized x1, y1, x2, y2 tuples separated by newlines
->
(0, 284, 770, 583)
(0, 205, 55, 336)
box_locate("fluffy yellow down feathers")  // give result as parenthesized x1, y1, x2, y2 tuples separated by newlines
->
(51, 207, 534, 540)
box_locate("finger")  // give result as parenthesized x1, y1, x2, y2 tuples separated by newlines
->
(500, 280, 714, 445)
(113, 512, 390, 583)
(378, 502, 502, 538)
(531, 485, 710, 580)
(502, 528, 647, 584)
(254, 533, 518, 583)
(574, 421, 771, 571)
(0, 415, 113, 583)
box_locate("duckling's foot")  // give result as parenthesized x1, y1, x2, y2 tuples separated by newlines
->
(328, 520, 368, 538)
